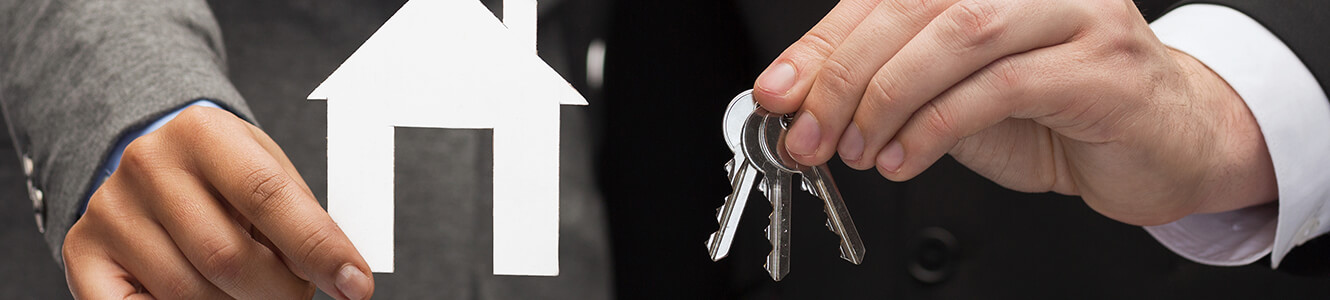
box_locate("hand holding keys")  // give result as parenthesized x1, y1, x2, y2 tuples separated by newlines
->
(707, 90, 866, 281)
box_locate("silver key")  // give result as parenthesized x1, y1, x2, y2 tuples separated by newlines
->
(795, 161, 866, 264)
(711, 90, 866, 281)
(754, 105, 866, 267)
(761, 110, 868, 267)
(706, 91, 759, 261)
(743, 105, 794, 281)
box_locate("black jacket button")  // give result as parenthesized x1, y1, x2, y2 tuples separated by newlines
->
(909, 227, 958, 284)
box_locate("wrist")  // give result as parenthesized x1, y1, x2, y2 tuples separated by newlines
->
(1175, 49, 1278, 215)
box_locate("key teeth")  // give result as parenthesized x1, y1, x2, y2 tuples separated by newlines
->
(763, 256, 777, 281)
(709, 204, 725, 258)
(765, 213, 785, 281)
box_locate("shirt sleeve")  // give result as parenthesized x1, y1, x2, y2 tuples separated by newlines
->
(1144, 3, 1330, 267)
(78, 100, 225, 216)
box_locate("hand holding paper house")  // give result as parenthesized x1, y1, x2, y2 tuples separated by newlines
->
(308, 0, 587, 276)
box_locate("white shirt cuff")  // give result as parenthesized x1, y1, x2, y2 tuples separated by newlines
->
(1145, 4, 1330, 267)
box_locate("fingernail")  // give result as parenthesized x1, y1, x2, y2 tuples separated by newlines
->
(757, 62, 797, 95)
(837, 124, 865, 163)
(336, 264, 371, 300)
(786, 113, 821, 158)
(877, 141, 904, 173)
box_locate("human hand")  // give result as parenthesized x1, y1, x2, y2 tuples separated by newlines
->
(753, 0, 1277, 225)
(63, 106, 373, 299)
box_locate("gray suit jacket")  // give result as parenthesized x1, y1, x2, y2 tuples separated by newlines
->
(0, 0, 611, 298)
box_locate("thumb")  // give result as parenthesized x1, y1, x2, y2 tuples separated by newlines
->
(752, 0, 879, 113)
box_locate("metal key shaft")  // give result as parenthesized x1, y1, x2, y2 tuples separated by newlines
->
(743, 106, 795, 281)
(707, 91, 759, 261)
(709, 90, 866, 281)
(798, 164, 865, 264)
(763, 107, 867, 266)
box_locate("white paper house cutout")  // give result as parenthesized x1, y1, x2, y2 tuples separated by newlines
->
(308, 0, 586, 276)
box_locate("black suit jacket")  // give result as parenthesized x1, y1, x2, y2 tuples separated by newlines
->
(1175, 1, 1329, 92)
(599, 0, 1330, 298)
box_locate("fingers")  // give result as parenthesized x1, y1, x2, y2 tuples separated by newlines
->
(876, 46, 1069, 181)
(183, 112, 373, 300)
(851, 0, 1086, 170)
(67, 106, 344, 299)
(73, 177, 229, 299)
(126, 153, 311, 299)
(64, 229, 142, 300)
(86, 194, 230, 300)
(783, 0, 956, 165)
(752, 0, 880, 113)
(110, 230, 228, 300)
(243, 122, 316, 279)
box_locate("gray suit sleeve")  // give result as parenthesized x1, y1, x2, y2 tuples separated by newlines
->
(0, 0, 255, 267)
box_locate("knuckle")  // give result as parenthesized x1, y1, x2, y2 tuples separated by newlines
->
(119, 135, 168, 173)
(160, 275, 209, 299)
(292, 223, 339, 268)
(942, 0, 1004, 51)
(60, 243, 77, 263)
(175, 105, 226, 128)
(884, 0, 947, 18)
(1079, 8, 1151, 59)
(796, 29, 841, 59)
(62, 225, 91, 260)
(919, 102, 959, 140)
(169, 107, 212, 134)
(1085, 19, 1147, 55)
(815, 58, 861, 97)
(986, 57, 1024, 93)
(864, 75, 903, 113)
(170, 105, 240, 144)
(198, 238, 245, 284)
(86, 187, 141, 224)
(93, 206, 138, 240)
(242, 166, 299, 222)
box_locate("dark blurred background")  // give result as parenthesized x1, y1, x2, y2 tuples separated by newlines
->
(3, 0, 1328, 298)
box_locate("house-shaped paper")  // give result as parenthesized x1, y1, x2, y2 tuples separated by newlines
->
(308, 0, 586, 276)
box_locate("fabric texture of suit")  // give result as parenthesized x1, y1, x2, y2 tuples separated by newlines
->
(0, 0, 255, 266)
(0, 0, 612, 298)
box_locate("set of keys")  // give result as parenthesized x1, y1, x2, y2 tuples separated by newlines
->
(706, 89, 866, 281)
